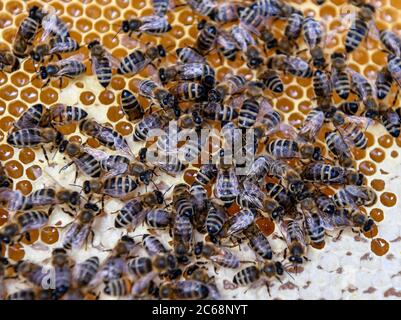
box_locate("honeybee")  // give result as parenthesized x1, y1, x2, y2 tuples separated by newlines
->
(62, 202, 100, 250)
(196, 19, 218, 54)
(173, 183, 195, 218)
(238, 98, 260, 129)
(202, 102, 238, 123)
(14, 261, 47, 288)
(190, 182, 209, 222)
(339, 101, 361, 116)
(325, 130, 353, 167)
(114, 191, 164, 229)
(7, 127, 63, 149)
(159, 63, 216, 88)
(145, 208, 171, 229)
(194, 241, 241, 269)
(172, 213, 194, 263)
(142, 234, 168, 257)
(118, 15, 171, 37)
(36, 54, 86, 87)
(281, 219, 307, 266)
(73, 256, 100, 288)
(50, 248, 73, 299)
(257, 69, 283, 93)
(120, 89, 144, 121)
(79, 119, 132, 156)
(375, 67, 393, 100)
(117, 45, 166, 75)
(267, 54, 313, 78)
(380, 107, 401, 138)
(133, 112, 168, 141)
(138, 79, 176, 111)
(103, 277, 132, 297)
(0, 49, 20, 73)
(58, 141, 102, 179)
(243, 224, 273, 260)
(41, 6, 71, 41)
(349, 69, 378, 118)
(30, 36, 80, 63)
(251, 0, 288, 18)
(301, 163, 363, 185)
(82, 175, 138, 199)
(0, 162, 12, 189)
(214, 164, 240, 207)
(13, 6, 45, 58)
(387, 54, 401, 90)
(332, 185, 377, 208)
(159, 280, 211, 300)
(379, 29, 401, 57)
(285, 11, 304, 41)
(298, 198, 325, 247)
(345, 4, 376, 53)
(265, 182, 293, 210)
(128, 253, 179, 280)
(303, 16, 323, 49)
(0, 210, 51, 244)
(46, 104, 88, 126)
(152, 0, 171, 17)
(176, 47, 206, 64)
(170, 82, 206, 101)
(331, 52, 350, 99)
(298, 108, 325, 143)
(315, 193, 336, 215)
(332, 111, 369, 150)
(259, 27, 278, 50)
(266, 139, 321, 160)
(233, 261, 284, 294)
(209, 3, 242, 23)
(208, 74, 247, 103)
(226, 208, 255, 236)
(216, 31, 239, 61)
(205, 202, 227, 241)
(195, 164, 218, 186)
(88, 40, 117, 88)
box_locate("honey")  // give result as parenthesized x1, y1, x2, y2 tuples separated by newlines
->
(380, 192, 397, 207)
(8, 101, 27, 117)
(80, 91, 96, 105)
(255, 217, 275, 237)
(370, 208, 384, 222)
(183, 169, 197, 185)
(363, 224, 378, 239)
(116, 121, 133, 136)
(369, 148, 385, 163)
(371, 238, 390, 256)
(20, 230, 39, 245)
(19, 148, 35, 164)
(371, 179, 385, 192)
(10, 71, 29, 87)
(16, 180, 33, 195)
(8, 243, 25, 261)
(107, 106, 124, 122)
(4, 160, 23, 179)
(378, 134, 393, 148)
(0, 208, 8, 227)
(358, 161, 376, 176)
(21, 87, 39, 103)
(0, 144, 14, 161)
(0, 116, 14, 132)
(40, 227, 59, 245)
(99, 90, 115, 105)
(26, 165, 42, 181)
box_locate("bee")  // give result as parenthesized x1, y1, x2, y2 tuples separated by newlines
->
(176, 47, 206, 64)
(205, 202, 227, 241)
(142, 234, 168, 256)
(114, 191, 164, 229)
(214, 164, 239, 207)
(79, 119, 132, 156)
(118, 45, 166, 75)
(285, 11, 304, 41)
(152, 0, 170, 16)
(332, 185, 377, 208)
(58, 141, 102, 179)
(172, 212, 194, 263)
(331, 52, 350, 99)
(159, 280, 211, 300)
(345, 4, 376, 53)
(47, 104, 88, 126)
(227, 208, 255, 236)
(74, 256, 100, 287)
(380, 108, 401, 138)
(133, 112, 168, 141)
(196, 19, 218, 54)
(7, 127, 63, 149)
(0, 162, 12, 189)
(302, 16, 323, 49)
(0, 187, 81, 212)
(208, 74, 247, 103)
(315, 193, 336, 215)
(332, 111, 369, 149)
(82, 175, 138, 199)
(138, 79, 176, 111)
(302, 163, 363, 185)
(282, 219, 307, 266)
(195, 164, 218, 186)
(243, 224, 273, 260)
(88, 40, 116, 88)
(62, 202, 100, 250)
(0, 49, 20, 72)
(173, 183, 195, 218)
(103, 277, 132, 297)
(313, 70, 332, 99)
(387, 54, 401, 90)
(194, 241, 241, 269)
(0, 210, 51, 244)
(267, 54, 313, 78)
(30, 36, 80, 63)
(375, 67, 393, 100)
(298, 108, 325, 143)
(266, 139, 320, 160)
(128, 253, 179, 279)
(238, 6, 264, 37)
(12, 6, 45, 58)
(216, 31, 239, 61)
(120, 89, 144, 121)
(251, 0, 286, 18)
(145, 208, 171, 229)
(51, 248, 73, 299)
(41, 7, 71, 40)
(159, 63, 216, 88)
(325, 130, 353, 167)
(299, 198, 325, 247)
(265, 182, 294, 210)
(259, 27, 278, 49)
(170, 82, 206, 101)
(202, 102, 238, 123)
(233, 261, 284, 294)
(339, 101, 361, 116)
(379, 29, 401, 57)
(245, 155, 273, 184)
(209, 3, 242, 23)
(258, 69, 283, 93)
(349, 69, 378, 118)
(238, 98, 260, 129)
(190, 182, 209, 220)
(36, 54, 86, 87)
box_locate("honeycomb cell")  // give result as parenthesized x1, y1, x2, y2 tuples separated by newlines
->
(371, 238, 390, 256)
(8, 243, 25, 261)
(80, 91, 96, 105)
(0, 84, 18, 101)
(19, 148, 36, 164)
(0, 73, 7, 87)
(8, 101, 27, 118)
(96, 0, 111, 5)
(86, 137, 100, 148)
(285, 85, 304, 99)
(26, 165, 42, 181)
(69, 135, 83, 144)
(67, 2, 84, 17)
(0, 208, 8, 227)
(57, 123, 77, 135)
(50, 2, 65, 15)
(41, 227, 59, 244)
(95, 20, 110, 33)
(369, 148, 385, 163)
(116, 0, 130, 8)
(380, 192, 397, 207)
(10, 71, 30, 87)
(288, 113, 304, 129)
(76, 18, 93, 33)
(21, 230, 39, 245)
(102, 33, 120, 49)
(0, 13, 13, 29)
(104, 6, 121, 20)
(21, 87, 39, 103)
(378, 134, 393, 148)
(111, 77, 126, 91)
(0, 144, 14, 161)
(40, 88, 59, 105)
(5, 0, 23, 15)
(86, 4, 102, 19)
(107, 106, 124, 122)
(277, 97, 295, 113)
(370, 208, 384, 222)
(371, 179, 385, 192)
(16, 180, 33, 196)
(99, 90, 115, 105)
(0, 116, 15, 132)
(4, 160, 24, 179)
(116, 121, 133, 136)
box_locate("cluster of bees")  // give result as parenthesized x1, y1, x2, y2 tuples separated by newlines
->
(0, 0, 399, 300)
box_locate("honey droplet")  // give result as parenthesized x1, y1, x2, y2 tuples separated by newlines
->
(116, 122, 133, 136)
(353, 148, 366, 161)
(80, 91, 96, 105)
(311, 241, 325, 250)
(8, 101, 27, 117)
(86, 138, 100, 148)
(256, 217, 275, 237)
(369, 148, 385, 163)
(99, 90, 115, 105)
(370, 208, 384, 222)
(8, 243, 25, 261)
(11, 72, 29, 87)
(40, 88, 59, 105)
(380, 192, 397, 207)
(363, 224, 378, 238)
(288, 113, 304, 129)
(378, 134, 393, 148)
(21, 87, 39, 103)
(0, 208, 8, 227)
(69, 135, 83, 144)
(16, 180, 33, 195)
(56, 123, 77, 135)
(26, 165, 42, 181)
(20, 230, 39, 245)
(358, 161, 376, 176)
(0, 116, 15, 132)
(371, 238, 389, 256)
(0, 144, 14, 161)
(41, 227, 59, 244)
(0, 85, 18, 101)
(111, 77, 126, 90)
(227, 203, 240, 216)
(371, 179, 385, 192)
(183, 169, 197, 185)
(19, 148, 35, 164)
(5, 160, 23, 179)
(391, 150, 398, 158)
(107, 106, 124, 122)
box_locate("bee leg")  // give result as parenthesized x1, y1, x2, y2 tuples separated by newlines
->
(61, 208, 75, 218)
(41, 146, 50, 165)
(334, 229, 344, 241)
(392, 88, 400, 107)
(59, 161, 74, 174)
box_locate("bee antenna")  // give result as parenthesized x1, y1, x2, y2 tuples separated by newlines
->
(69, 183, 83, 189)
(112, 28, 122, 40)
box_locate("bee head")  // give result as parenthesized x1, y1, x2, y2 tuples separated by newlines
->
(289, 256, 303, 264)
(154, 190, 164, 204)
(122, 20, 130, 33)
(30, 50, 42, 62)
(194, 241, 204, 256)
(138, 147, 148, 163)
(158, 68, 167, 83)
(88, 40, 100, 50)
(29, 6, 44, 21)
(275, 262, 284, 275)
(58, 140, 69, 153)
(157, 45, 166, 58)
(39, 66, 48, 79)
(83, 180, 91, 194)
(80, 209, 95, 223)
(363, 219, 375, 233)
(248, 57, 264, 69)
(197, 19, 207, 30)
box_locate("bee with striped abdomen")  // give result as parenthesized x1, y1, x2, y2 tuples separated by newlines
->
(30, 36, 80, 63)
(138, 79, 176, 111)
(243, 224, 273, 260)
(258, 69, 284, 93)
(196, 19, 218, 54)
(379, 29, 401, 57)
(142, 234, 168, 257)
(82, 175, 138, 199)
(282, 219, 307, 267)
(47, 104, 88, 126)
(194, 241, 241, 269)
(209, 3, 242, 23)
(387, 54, 401, 90)
(332, 185, 377, 208)
(159, 280, 212, 300)
(41, 6, 71, 40)
(214, 164, 240, 207)
(0, 49, 20, 73)
(7, 128, 63, 154)
(117, 45, 166, 75)
(170, 82, 206, 101)
(266, 139, 321, 160)
(301, 162, 363, 185)
(349, 69, 378, 119)
(331, 52, 350, 99)
(145, 208, 171, 229)
(216, 31, 239, 62)
(176, 47, 206, 64)
(375, 67, 393, 100)
(332, 111, 369, 150)
(88, 40, 117, 88)
(51, 248, 73, 299)
(298, 108, 325, 143)
(267, 54, 313, 78)
(325, 130, 353, 167)
(238, 98, 260, 129)
(133, 112, 168, 142)
(73, 256, 100, 288)
(120, 89, 144, 121)
(380, 107, 401, 138)
(159, 63, 216, 88)
(208, 74, 247, 103)
(299, 198, 325, 247)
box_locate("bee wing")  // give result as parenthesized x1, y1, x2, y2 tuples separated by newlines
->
(257, 98, 274, 119)
(55, 53, 85, 67)
(286, 56, 309, 72)
(71, 225, 91, 249)
(344, 185, 369, 200)
(82, 147, 109, 161)
(0, 188, 23, 211)
(131, 271, 157, 297)
(139, 15, 169, 31)
(41, 13, 58, 42)
(298, 110, 324, 141)
(48, 39, 76, 54)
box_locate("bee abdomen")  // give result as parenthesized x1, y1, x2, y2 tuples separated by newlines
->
(233, 266, 260, 286)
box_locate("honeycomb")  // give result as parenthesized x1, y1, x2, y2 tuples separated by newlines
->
(0, 0, 401, 299)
